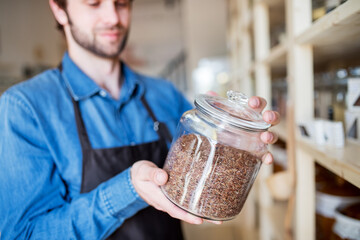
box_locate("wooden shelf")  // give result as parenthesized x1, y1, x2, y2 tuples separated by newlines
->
(271, 118, 287, 142)
(264, 42, 287, 71)
(297, 137, 360, 188)
(256, 0, 284, 7)
(251, 43, 287, 74)
(296, 0, 360, 63)
(229, 0, 360, 239)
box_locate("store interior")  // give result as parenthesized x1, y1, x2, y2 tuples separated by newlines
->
(1, 0, 360, 239)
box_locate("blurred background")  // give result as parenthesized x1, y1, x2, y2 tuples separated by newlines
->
(1, 0, 360, 240)
(0, 0, 231, 99)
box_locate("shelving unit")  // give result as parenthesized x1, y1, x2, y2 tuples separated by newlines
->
(297, 0, 360, 63)
(257, 0, 284, 7)
(228, 0, 360, 239)
(264, 42, 287, 70)
(298, 137, 360, 188)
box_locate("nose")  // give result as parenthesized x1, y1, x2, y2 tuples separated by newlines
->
(101, 1, 120, 26)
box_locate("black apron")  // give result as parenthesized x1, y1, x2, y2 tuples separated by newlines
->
(60, 66, 183, 240)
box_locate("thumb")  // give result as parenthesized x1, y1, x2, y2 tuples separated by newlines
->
(153, 169, 168, 185)
(132, 160, 168, 185)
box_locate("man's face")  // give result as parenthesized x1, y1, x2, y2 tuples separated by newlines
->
(64, 0, 132, 58)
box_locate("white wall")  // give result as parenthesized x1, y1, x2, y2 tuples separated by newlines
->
(0, 0, 228, 95)
(0, 0, 184, 79)
(181, 0, 228, 95)
(0, 0, 64, 78)
(125, 0, 184, 76)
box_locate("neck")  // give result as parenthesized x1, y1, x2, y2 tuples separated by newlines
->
(68, 46, 122, 100)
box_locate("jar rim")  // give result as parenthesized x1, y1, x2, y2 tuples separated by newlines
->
(194, 91, 271, 131)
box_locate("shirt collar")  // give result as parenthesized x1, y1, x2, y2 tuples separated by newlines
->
(119, 60, 145, 105)
(60, 52, 144, 102)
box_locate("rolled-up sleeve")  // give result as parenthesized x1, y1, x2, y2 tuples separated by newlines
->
(0, 92, 147, 240)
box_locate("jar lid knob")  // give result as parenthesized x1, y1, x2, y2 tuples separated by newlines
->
(227, 90, 248, 106)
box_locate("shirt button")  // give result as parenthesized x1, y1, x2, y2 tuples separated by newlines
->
(99, 90, 107, 97)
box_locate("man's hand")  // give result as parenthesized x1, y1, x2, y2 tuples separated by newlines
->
(131, 95, 280, 225)
(131, 161, 221, 225)
(207, 91, 281, 164)
(248, 96, 280, 165)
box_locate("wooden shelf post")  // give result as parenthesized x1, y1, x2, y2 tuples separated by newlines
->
(286, 0, 315, 239)
(253, 2, 274, 240)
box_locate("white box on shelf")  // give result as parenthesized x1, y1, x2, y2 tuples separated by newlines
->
(298, 120, 322, 144)
(323, 121, 345, 148)
(314, 120, 326, 145)
(347, 78, 360, 112)
(345, 110, 360, 141)
(298, 119, 345, 148)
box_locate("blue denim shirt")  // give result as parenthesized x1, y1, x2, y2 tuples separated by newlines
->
(0, 53, 192, 239)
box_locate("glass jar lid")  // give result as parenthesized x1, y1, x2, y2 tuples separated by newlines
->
(194, 90, 271, 131)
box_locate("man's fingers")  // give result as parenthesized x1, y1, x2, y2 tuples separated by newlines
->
(165, 204, 203, 225)
(262, 110, 281, 126)
(152, 189, 204, 225)
(156, 192, 222, 225)
(205, 219, 223, 225)
(131, 161, 209, 225)
(260, 131, 278, 144)
(248, 96, 267, 113)
(261, 152, 273, 165)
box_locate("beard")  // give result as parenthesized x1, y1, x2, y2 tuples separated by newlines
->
(68, 16, 129, 59)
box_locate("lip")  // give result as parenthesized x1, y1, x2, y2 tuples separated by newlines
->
(99, 31, 121, 41)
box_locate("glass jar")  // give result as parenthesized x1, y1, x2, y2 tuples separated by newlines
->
(161, 91, 270, 221)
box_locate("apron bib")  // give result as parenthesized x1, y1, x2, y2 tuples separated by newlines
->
(60, 65, 183, 239)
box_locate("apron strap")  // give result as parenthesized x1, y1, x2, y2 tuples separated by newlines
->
(140, 95, 173, 144)
(58, 63, 92, 150)
(58, 62, 172, 149)
(72, 99, 93, 151)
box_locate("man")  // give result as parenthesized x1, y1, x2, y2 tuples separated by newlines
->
(0, 0, 280, 239)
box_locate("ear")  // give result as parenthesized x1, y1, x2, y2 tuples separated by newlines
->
(49, 0, 69, 27)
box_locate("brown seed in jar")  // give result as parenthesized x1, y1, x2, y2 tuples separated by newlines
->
(162, 134, 261, 220)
